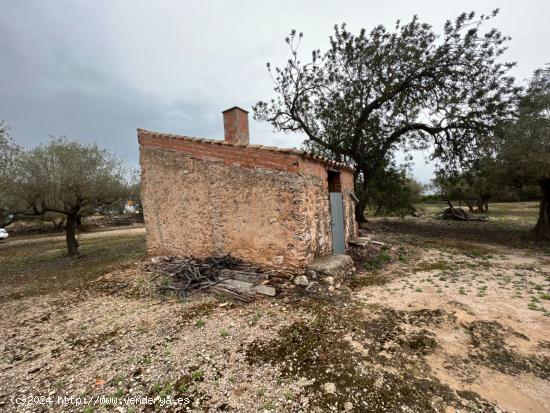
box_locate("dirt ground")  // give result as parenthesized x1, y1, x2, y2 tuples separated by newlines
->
(0, 202, 549, 412)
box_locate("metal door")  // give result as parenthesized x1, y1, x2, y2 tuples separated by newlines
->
(330, 192, 345, 254)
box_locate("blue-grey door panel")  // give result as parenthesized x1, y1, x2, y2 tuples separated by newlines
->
(330, 192, 345, 255)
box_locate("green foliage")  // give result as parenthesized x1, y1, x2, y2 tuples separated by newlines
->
(191, 369, 203, 381)
(364, 166, 422, 217)
(497, 66, 550, 186)
(432, 157, 501, 212)
(0, 121, 22, 226)
(2, 136, 130, 253)
(254, 11, 519, 221)
(496, 65, 550, 239)
(6, 137, 128, 216)
(363, 246, 392, 272)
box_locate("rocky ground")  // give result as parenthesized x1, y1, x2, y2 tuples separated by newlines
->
(0, 206, 549, 412)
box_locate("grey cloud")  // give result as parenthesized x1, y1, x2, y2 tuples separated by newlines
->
(1, 0, 549, 183)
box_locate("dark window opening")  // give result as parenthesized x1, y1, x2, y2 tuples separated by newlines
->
(327, 170, 341, 193)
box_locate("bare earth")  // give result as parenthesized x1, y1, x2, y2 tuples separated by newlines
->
(361, 244, 550, 412)
(0, 205, 549, 412)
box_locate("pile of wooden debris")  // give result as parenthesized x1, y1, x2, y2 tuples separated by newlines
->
(437, 203, 488, 221)
(146, 255, 283, 302)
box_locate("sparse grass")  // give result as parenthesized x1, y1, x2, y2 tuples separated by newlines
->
(191, 369, 203, 382)
(348, 273, 389, 289)
(151, 382, 174, 397)
(363, 246, 392, 272)
(378, 201, 549, 253)
(249, 312, 261, 326)
(0, 201, 547, 413)
(413, 260, 457, 273)
(0, 231, 146, 302)
(263, 401, 276, 410)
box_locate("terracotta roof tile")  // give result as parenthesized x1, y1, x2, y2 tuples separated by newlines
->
(137, 128, 353, 171)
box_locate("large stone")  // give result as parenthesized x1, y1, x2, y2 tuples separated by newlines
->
(272, 255, 284, 265)
(218, 279, 254, 291)
(307, 254, 354, 281)
(348, 237, 370, 248)
(254, 285, 277, 296)
(322, 382, 336, 394)
(293, 275, 309, 286)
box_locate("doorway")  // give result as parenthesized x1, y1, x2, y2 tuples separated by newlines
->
(328, 170, 345, 255)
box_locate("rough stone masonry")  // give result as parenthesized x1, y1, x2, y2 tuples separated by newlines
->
(138, 106, 357, 272)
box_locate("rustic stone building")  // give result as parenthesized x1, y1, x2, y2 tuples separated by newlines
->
(138, 107, 357, 271)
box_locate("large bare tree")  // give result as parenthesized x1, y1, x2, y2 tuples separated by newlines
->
(254, 11, 520, 221)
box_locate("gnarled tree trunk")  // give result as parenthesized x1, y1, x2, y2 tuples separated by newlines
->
(476, 195, 490, 213)
(533, 178, 550, 241)
(65, 213, 80, 256)
(354, 167, 369, 223)
(355, 195, 368, 223)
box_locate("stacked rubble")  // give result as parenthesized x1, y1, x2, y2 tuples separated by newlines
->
(146, 253, 357, 302)
(147, 255, 281, 302)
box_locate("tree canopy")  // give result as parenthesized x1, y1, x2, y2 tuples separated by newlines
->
(254, 10, 520, 221)
(433, 156, 501, 213)
(0, 121, 21, 226)
(497, 66, 550, 239)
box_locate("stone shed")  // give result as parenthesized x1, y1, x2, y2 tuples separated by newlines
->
(138, 107, 357, 272)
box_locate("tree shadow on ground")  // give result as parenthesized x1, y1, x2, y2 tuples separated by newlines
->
(373, 219, 549, 253)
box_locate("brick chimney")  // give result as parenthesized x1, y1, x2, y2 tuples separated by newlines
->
(222, 106, 249, 145)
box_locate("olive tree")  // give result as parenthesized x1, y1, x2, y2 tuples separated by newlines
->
(498, 66, 550, 240)
(254, 11, 519, 221)
(433, 157, 500, 213)
(0, 121, 21, 226)
(365, 167, 423, 217)
(6, 137, 129, 255)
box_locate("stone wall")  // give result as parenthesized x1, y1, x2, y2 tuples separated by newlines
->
(142, 147, 321, 269)
(340, 170, 358, 242)
(139, 131, 357, 271)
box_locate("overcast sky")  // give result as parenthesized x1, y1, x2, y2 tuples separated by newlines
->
(1, 0, 548, 183)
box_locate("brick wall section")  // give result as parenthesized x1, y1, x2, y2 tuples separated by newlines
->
(138, 130, 303, 173)
(139, 130, 357, 271)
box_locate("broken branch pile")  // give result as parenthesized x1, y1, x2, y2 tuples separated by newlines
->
(436, 203, 488, 221)
(146, 255, 278, 302)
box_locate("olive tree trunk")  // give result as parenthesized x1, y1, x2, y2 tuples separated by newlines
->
(533, 178, 550, 241)
(354, 170, 369, 223)
(65, 213, 80, 256)
(476, 195, 490, 213)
